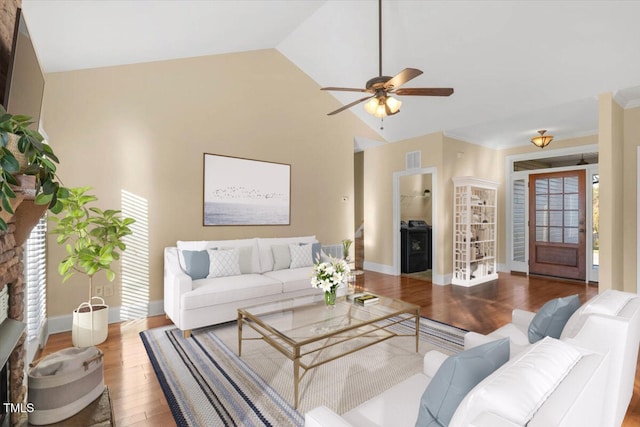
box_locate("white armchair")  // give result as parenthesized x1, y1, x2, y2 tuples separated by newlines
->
(464, 308, 536, 355)
(463, 290, 640, 427)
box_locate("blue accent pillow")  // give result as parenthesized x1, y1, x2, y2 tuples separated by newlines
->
(311, 242, 321, 263)
(182, 250, 210, 280)
(415, 338, 509, 427)
(528, 294, 581, 343)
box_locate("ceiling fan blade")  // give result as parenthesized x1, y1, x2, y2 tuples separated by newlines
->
(394, 88, 454, 96)
(327, 95, 373, 116)
(384, 68, 423, 90)
(321, 87, 369, 93)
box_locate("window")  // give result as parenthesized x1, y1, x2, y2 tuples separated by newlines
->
(24, 217, 47, 358)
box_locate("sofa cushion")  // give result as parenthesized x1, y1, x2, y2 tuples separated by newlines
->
(271, 244, 291, 270)
(290, 243, 314, 268)
(262, 267, 314, 293)
(528, 294, 580, 343)
(182, 250, 210, 280)
(207, 248, 241, 278)
(451, 337, 583, 426)
(183, 274, 282, 310)
(257, 236, 316, 273)
(177, 238, 260, 273)
(235, 246, 255, 274)
(415, 338, 509, 427)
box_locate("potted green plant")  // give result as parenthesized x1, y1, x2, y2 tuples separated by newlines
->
(0, 105, 66, 230)
(50, 186, 135, 347)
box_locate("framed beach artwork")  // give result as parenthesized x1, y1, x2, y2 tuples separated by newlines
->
(203, 153, 291, 226)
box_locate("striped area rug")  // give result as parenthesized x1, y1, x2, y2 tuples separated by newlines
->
(140, 317, 466, 427)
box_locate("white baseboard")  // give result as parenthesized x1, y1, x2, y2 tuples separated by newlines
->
(363, 261, 396, 275)
(48, 300, 165, 335)
(433, 273, 452, 286)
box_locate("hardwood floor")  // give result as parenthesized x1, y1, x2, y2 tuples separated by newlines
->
(37, 271, 640, 426)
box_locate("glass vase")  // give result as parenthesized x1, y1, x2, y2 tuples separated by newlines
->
(324, 288, 337, 306)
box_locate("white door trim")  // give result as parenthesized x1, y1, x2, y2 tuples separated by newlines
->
(392, 167, 440, 283)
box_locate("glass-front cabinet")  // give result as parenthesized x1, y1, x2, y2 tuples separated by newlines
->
(452, 177, 499, 286)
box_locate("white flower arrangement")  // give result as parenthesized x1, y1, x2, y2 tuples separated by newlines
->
(311, 256, 351, 293)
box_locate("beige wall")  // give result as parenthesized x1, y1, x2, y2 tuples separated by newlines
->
(623, 106, 640, 292)
(354, 151, 364, 229)
(363, 132, 501, 277)
(598, 93, 625, 292)
(363, 132, 443, 272)
(42, 49, 380, 317)
(441, 136, 504, 274)
(400, 174, 432, 224)
(364, 129, 607, 282)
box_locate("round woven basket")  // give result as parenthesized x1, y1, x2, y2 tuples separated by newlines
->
(6, 133, 29, 173)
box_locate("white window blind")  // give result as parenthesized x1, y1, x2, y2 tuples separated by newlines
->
(512, 179, 526, 263)
(25, 217, 47, 342)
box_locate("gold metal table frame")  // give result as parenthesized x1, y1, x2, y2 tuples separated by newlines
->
(237, 292, 420, 409)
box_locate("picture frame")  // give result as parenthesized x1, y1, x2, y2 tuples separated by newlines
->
(203, 153, 291, 226)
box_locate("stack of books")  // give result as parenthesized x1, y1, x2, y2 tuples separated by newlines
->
(351, 293, 379, 306)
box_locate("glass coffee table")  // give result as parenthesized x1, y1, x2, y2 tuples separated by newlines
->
(237, 292, 420, 408)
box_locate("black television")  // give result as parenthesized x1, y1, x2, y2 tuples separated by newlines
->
(2, 8, 45, 131)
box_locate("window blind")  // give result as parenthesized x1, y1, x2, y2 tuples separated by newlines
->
(25, 217, 47, 342)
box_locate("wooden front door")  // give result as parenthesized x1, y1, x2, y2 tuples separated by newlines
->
(529, 170, 586, 280)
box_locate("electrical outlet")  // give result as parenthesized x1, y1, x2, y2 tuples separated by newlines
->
(104, 284, 114, 297)
(94, 285, 103, 297)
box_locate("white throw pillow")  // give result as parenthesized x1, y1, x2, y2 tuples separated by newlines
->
(271, 244, 291, 270)
(289, 243, 313, 268)
(207, 248, 241, 278)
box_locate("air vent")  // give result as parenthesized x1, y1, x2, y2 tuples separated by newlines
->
(406, 151, 421, 170)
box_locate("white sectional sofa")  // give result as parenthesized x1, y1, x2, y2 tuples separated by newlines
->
(164, 235, 331, 337)
(465, 289, 640, 427)
(305, 290, 640, 427)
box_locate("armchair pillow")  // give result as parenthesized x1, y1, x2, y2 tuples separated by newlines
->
(528, 294, 581, 343)
(414, 338, 509, 427)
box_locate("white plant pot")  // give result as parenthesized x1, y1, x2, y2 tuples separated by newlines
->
(72, 297, 108, 347)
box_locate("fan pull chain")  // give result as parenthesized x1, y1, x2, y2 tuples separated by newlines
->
(380, 117, 384, 130)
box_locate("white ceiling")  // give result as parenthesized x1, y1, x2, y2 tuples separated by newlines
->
(21, 0, 640, 149)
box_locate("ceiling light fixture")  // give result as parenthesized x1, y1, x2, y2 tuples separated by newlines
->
(364, 95, 402, 118)
(577, 154, 589, 165)
(530, 130, 553, 149)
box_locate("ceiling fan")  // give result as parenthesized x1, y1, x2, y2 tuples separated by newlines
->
(321, 0, 454, 118)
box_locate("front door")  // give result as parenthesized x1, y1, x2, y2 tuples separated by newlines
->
(529, 170, 586, 280)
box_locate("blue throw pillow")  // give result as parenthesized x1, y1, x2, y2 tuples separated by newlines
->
(182, 250, 210, 280)
(528, 294, 581, 343)
(415, 338, 509, 427)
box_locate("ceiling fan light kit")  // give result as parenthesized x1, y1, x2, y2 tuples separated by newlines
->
(321, 0, 453, 118)
(531, 129, 553, 148)
(364, 95, 401, 118)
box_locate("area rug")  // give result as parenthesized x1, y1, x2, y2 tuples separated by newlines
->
(140, 317, 466, 427)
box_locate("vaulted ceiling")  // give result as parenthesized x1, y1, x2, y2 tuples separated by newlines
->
(22, 0, 640, 149)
